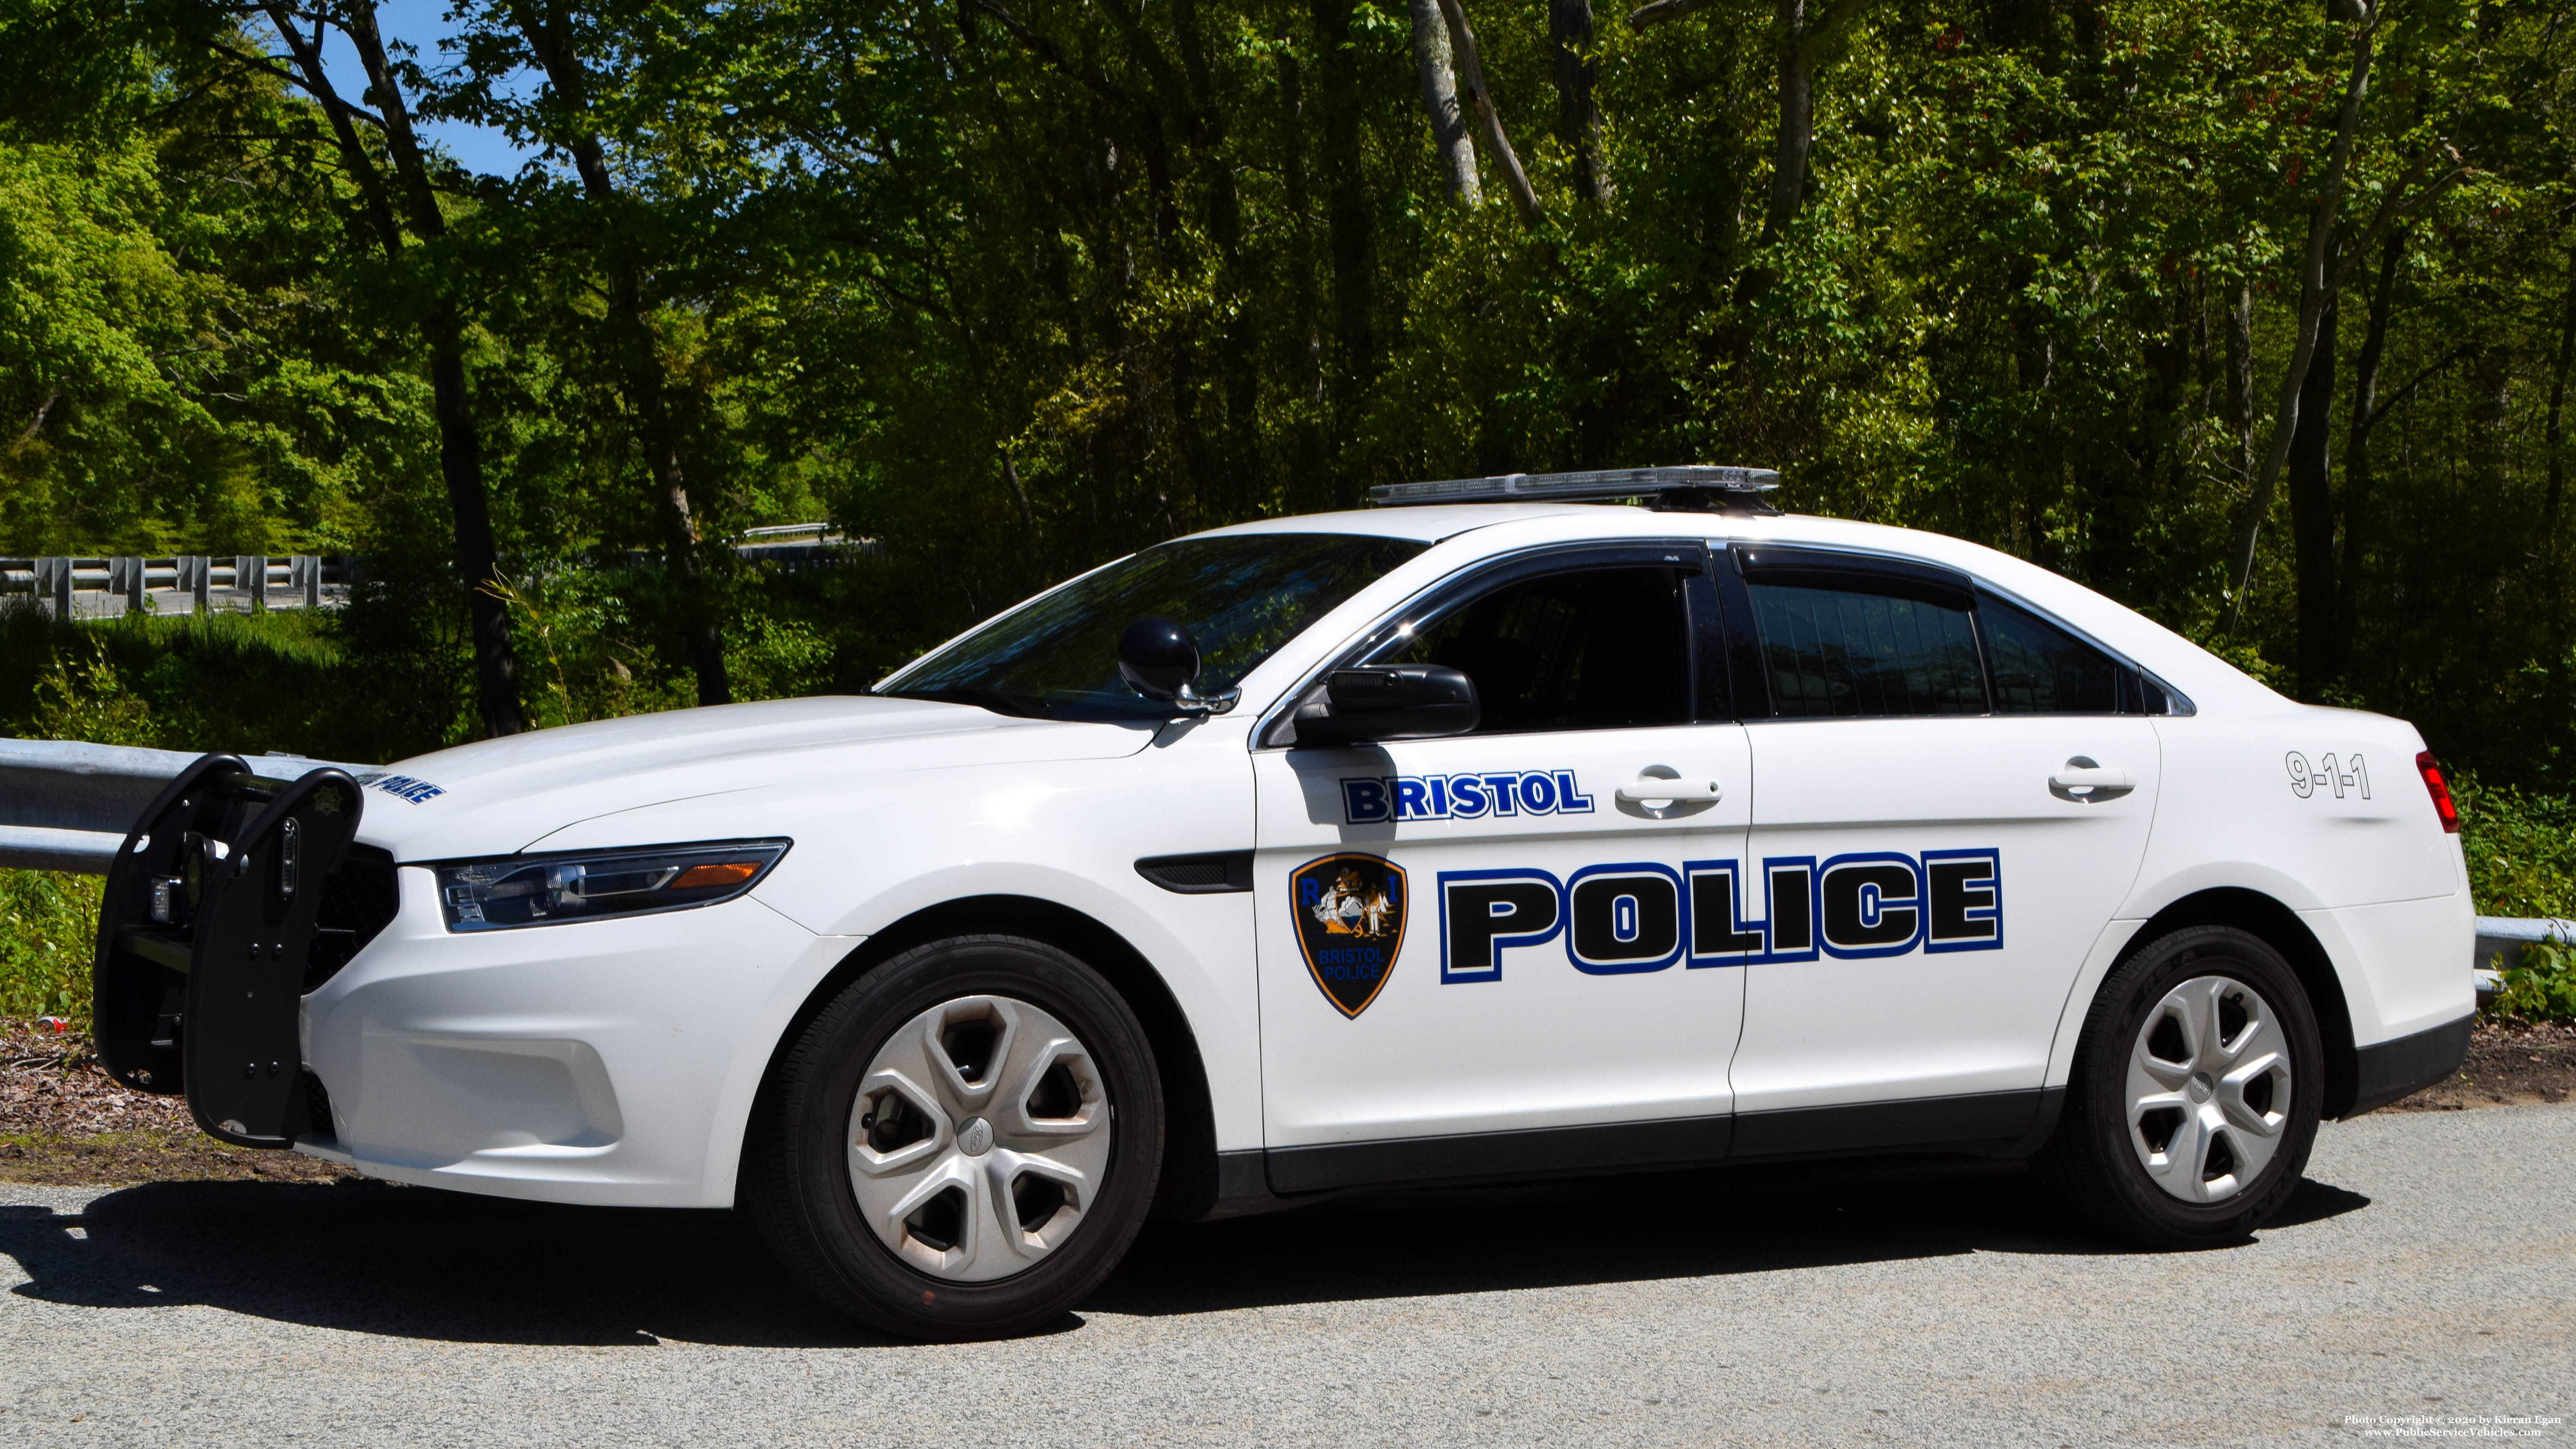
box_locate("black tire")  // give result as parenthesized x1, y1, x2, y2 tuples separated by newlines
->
(745, 935, 1164, 1340)
(2038, 924, 2325, 1249)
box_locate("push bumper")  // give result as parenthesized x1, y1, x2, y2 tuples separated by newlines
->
(91, 754, 368, 1146)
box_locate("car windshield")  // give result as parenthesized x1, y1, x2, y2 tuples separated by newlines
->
(882, 533, 1430, 721)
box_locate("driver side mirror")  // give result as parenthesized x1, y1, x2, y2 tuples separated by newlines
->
(1117, 617, 1239, 715)
(1291, 665, 1480, 748)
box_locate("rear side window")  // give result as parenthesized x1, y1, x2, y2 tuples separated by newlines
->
(1747, 580, 1986, 718)
(1982, 592, 2121, 714)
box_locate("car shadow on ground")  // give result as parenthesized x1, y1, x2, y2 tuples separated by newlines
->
(1096, 1159, 2370, 1316)
(0, 1159, 2370, 1350)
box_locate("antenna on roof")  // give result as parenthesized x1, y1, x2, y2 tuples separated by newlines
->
(1367, 465, 1782, 513)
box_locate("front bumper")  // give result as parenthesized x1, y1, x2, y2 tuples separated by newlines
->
(300, 867, 859, 1207)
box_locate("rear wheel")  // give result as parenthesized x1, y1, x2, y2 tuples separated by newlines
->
(746, 935, 1163, 1340)
(2039, 925, 2323, 1249)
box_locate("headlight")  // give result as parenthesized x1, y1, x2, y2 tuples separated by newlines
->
(432, 840, 790, 932)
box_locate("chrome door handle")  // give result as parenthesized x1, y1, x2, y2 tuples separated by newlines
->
(1617, 776, 1723, 804)
(2049, 759, 2135, 802)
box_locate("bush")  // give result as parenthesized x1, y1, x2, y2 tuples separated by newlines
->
(2454, 772, 2576, 921)
(2492, 938, 2576, 1024)
(0, 870, 99, 1026)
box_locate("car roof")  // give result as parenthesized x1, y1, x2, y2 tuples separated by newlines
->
(1190, 501, 1987, 559)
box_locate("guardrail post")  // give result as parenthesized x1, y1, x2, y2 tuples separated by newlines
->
(36, 557, 73, 616)
(176, 556, 209, 614)
(234, 554, 266, 613)
(109, 556, 145, 613)
(291, 554, 321, 608)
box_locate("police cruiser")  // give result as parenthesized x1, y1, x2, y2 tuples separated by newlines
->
(92, 466, 2475, 1340)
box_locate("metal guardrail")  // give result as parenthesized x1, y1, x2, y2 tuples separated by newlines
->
(3, 527, 880, 620)
(1, 556, 349, 618)
(0, 738, 371, 872)
(2474, 916, 2570, 1005)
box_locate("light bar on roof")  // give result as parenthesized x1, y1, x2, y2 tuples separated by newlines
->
(1368, 465, 1781, 507)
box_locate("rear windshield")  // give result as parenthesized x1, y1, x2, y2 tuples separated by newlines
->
(882, 534, 1429, 721)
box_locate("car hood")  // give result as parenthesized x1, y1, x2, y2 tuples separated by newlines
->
(348, 695, 1158, 861)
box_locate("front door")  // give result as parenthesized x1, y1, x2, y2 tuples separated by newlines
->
(1716, 548, 2163, 1151)
(1251, 548, 1752, 1192)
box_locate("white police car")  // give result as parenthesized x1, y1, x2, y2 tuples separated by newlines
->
(92, 467, 2475, 1340)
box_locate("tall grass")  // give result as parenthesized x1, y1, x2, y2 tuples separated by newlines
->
(0, 871, 100, 1024)
(0, 596, 374, 757)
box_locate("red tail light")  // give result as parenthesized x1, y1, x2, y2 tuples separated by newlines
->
(2416, 752, 2460, 834)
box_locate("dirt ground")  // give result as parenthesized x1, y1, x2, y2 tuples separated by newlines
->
(2381, 1017, 2576, 1110)
(0, 1022, 356, 1187)
(4, 1017, 2570, 1188)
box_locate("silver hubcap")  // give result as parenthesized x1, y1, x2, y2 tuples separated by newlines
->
(846, 994, 1112, 1281)
(2127, 974, 2293, 1203)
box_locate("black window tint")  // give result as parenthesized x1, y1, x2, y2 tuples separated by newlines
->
(1982, 594, 2121, 714)
(1749, 581, 1984, 718)
(890, 534, 1427, 722)
(1377, 567, 1692, 734)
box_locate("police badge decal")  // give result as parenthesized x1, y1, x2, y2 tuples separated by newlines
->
(1291, 853, 1408, 1018)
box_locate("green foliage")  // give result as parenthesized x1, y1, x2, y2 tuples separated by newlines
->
(29, 635, 158, 747)
(2456, 772, 2576, 922)
(2491, 938, 2576, 1025)
(0, 598, 378, 761)
(0, 869, 99, 1025)
(0, 10, 432, 554)
(0, 0, 2573, 803)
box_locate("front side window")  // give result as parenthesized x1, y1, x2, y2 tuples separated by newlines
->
(1374, 566, 1693, 734)
(1749, 580, 1986, 719)
(885, 534, 1427, 721)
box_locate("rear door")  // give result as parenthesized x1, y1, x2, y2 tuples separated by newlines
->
(1715, 546, 2163, 1152)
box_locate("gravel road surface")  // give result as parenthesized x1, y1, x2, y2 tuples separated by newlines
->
(2, 1103, 2569, 1448)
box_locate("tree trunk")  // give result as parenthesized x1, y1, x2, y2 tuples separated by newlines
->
(2332, 234, 2401, 687)
(1550, 0, 1608, 202)
(2549, 261, 2576, 541)
(1760, 0, 1815, 247)
(269, 0, 526, 738)
(1275, 59, 1331, 509)
(1434, 0, 1544, 228)
(2223, 282, 2256, 492)
(1276, 47, 1332, 512)
(513, 2, 730, 705)
(1172, 6, 1258, 514)
(1407, 0, 1481, 204)
(1723, 0, 1850, 325)
(1171, 0, 1216, 109)
(2544, 256, 2576, 764)
(2099, 286, 2190, 600)
(2218, 18, 2374, 634)
(1310, 0, 1376, 505)
(2288, 296, 2339, 697)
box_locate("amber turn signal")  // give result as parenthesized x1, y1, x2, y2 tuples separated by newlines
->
(672, 861, 761, 889)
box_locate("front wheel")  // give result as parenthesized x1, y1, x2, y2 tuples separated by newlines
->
(2039, 925, 2324, 1249)
(745, 935, 1164, 1340)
